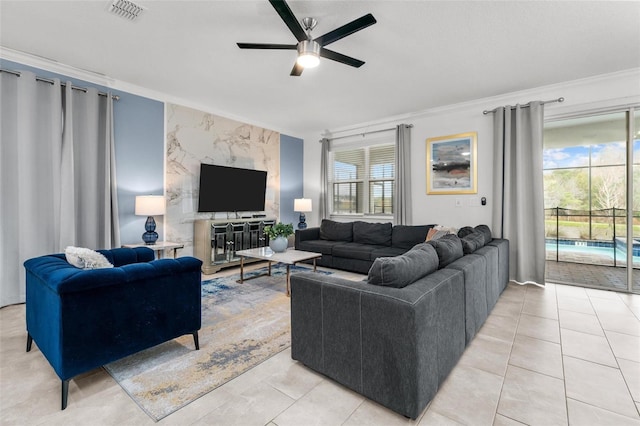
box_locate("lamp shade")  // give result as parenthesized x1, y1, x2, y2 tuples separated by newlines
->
(294, 198, 312, 212)
(135, 195, 166, 216)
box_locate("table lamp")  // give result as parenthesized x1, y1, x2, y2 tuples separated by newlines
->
(135, 195, 165, 244)
(294, 198, 312, 229)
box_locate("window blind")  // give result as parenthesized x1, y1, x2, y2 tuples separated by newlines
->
(334, 149, 365, 181)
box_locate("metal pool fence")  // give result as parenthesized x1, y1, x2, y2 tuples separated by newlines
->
(545, 207, 640, 268)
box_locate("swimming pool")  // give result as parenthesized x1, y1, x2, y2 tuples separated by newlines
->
(545, 241, 640, 264)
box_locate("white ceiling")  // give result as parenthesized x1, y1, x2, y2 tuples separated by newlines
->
(1, 1, 639, 137)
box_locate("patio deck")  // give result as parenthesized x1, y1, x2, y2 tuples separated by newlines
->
(545, 260, 640, 293)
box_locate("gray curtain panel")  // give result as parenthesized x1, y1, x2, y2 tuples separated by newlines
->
(492, 102, 546, 285)
(319, 138, 330, 220)
(394, 124, 412, 225)
(60, 84, 120, 249)
(0, 71, 119, 307)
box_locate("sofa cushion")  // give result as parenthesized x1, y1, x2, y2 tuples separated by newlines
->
(320, 219, 353, 242)
(297, 239, 344, 255)
(457, 226, 476, 238)
(353, 221, 392, 246)
(475, 224, 492, 244)
(391, 225, 433, 249)
(410, 242, 435, 253)
(427, 234, 464, 268)
(371, 246, 407, 260)
(367, 244, 439, 288)
(101, 247, 155, 266)
(460, 232, 486, 254)
(333, 243, 381, 261)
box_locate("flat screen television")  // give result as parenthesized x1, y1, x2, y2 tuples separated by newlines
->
(197, 163, 267, 213)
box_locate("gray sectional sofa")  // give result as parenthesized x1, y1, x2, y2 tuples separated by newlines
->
(290, 224, 509, 419)
(295, 220, 435, 274)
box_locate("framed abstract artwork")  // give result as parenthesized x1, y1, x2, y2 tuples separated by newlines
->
(426, 132, 478, 194)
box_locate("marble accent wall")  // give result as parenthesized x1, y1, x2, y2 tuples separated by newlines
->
(165, 103, 280, 256)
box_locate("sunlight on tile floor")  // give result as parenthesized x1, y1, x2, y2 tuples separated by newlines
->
(1, 264, 639, 425)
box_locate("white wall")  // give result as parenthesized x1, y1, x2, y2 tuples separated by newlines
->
(303, 69, 640, 229)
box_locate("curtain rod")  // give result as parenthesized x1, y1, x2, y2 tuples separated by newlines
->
(322, 124, 414, 142)
(0, 68, 120, 101)
(483, 97, 564, 115)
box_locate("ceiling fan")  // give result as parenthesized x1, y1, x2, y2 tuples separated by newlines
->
(237, 0, 376, 76)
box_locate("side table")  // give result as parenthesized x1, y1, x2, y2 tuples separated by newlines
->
(122, 241, 184, 259)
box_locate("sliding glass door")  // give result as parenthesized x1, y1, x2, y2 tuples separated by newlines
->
(543, 108, 639, 293)
(630, 109, 640, 293)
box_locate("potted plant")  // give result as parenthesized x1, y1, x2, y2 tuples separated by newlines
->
(264, 222, 294, 253)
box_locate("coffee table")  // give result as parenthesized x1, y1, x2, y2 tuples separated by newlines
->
(235, 247, 322, 296)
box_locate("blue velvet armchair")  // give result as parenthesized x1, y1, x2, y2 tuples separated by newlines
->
(24, 247, 203, 409)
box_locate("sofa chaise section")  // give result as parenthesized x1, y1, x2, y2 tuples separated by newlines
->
(290, 266, 466, 419)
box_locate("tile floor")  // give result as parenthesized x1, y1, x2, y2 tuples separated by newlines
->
(1, 265, 639, 426)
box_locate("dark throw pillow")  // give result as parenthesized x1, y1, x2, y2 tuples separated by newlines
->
(353, 221, 392, 246)
(461, 232, 486, 254)
(475, 224, 492, 244)
(319, 219, 353, 242)
(427, 234, 464, 268)
(368, 244, 439, 288)
(457, 226, 475, 238)
(392, 225, 434, 249)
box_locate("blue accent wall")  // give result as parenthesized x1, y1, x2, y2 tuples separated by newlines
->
(112, 95, 164, 244)
(0, 59, 165, 245)
(280, 134, 304, 228)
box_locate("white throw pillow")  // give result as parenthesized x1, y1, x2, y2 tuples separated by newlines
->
(64, 246, 114, 269)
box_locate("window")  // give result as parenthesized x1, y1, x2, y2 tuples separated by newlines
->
(331, 143, 395, 215)
(543, 112, 632, 241)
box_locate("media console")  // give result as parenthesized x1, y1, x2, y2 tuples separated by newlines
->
(193, 217, 276, 274)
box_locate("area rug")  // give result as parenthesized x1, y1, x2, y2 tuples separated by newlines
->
(104, 264, 330, 422)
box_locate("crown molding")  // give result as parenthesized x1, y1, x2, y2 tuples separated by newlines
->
(0, 46, 303, 139)
(326, 68, 640, 136)
(0, 46, 115, 87)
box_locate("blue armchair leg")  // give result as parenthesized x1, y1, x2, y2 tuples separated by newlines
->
(192, 331, 199, 350)
(26, 334, 33, 352)
(61, 380, 69, 410)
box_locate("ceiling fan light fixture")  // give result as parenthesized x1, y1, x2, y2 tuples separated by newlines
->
(297, 40, 320, 68)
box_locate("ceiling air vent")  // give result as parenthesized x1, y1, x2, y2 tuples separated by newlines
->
(108, 0, 144, 21)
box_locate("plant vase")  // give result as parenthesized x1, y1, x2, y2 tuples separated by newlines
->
(269, 236, 288, 253)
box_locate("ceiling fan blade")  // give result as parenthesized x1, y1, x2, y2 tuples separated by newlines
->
(237, 43, 297, 50)
(290, 62, 304, 76)
(314, 13, 377, 47)
(320, 48, 365, 68)
(269, 0, 307, 42)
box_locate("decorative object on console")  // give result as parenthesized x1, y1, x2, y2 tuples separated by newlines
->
(265, 222, 294, 253)
(426, 132, 478, 195)
(293, 198, 312, 229)
(135, 195, 165, 244)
